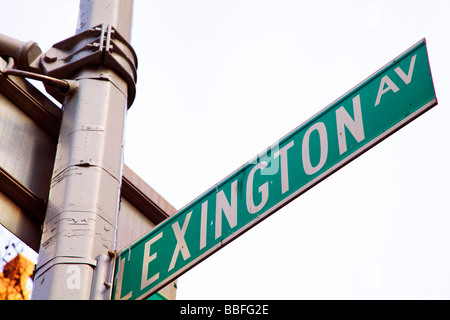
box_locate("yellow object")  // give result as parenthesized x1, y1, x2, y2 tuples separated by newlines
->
(0, 253, 34, 300)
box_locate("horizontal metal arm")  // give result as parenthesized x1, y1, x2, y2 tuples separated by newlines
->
(0, 33, 41, 70)
(3, 56, 78, 95)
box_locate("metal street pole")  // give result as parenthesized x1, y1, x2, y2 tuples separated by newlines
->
(31, 0, 135, 300)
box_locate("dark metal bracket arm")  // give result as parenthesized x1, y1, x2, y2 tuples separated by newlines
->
(3, 56, 78, 96)
(40, 23, 138, 108)
(0, 23, 138, 108)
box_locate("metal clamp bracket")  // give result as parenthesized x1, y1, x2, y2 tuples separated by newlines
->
(39, 23, 138, 108)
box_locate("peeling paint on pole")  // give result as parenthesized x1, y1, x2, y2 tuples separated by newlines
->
(32, 0, 135, 300)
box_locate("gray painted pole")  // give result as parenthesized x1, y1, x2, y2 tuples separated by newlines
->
(31, 0, 134, 299)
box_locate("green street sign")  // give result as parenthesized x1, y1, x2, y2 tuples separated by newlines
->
(112, 39, 437, 300)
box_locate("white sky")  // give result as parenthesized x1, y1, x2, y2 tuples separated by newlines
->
(2, 0, 450, 299)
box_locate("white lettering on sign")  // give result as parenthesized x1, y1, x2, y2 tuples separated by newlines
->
(375, 75, 399, 106)
(246, 161, 269, 214)
(375, 54, 416, 106)
(274, 141, 295, 194)
(302, 122, 328, 175)
(199, 200, 209, 250)
(336, 95, 365, 155)
(215, 180, 238, 239)
(395, 54, 416, 85)
(115, 257, 133, 300)
(120, 49, 428, 300)
(141, 232, 163, 290)
(169, 212, 192, 271)
(259, 142, 280, 176)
